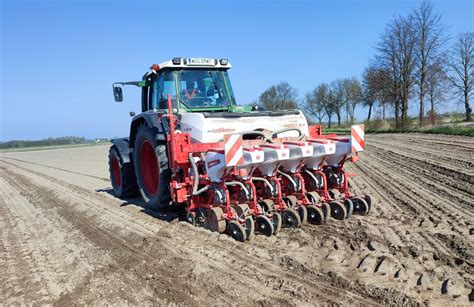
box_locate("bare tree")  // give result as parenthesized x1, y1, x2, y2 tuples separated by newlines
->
(448, 33, 474, 122)
(329, 81, 344, 127)
(304, 83, 328, 124)
(413, 0, 446, 127)
(426, 60, 450, 124)
(344, 78, 362, 125)
(376, 16, 417, 129)
(259, 81, 298, 111)
(362, 66, 381, 122)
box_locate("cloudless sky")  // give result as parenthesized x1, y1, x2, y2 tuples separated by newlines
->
(1, 0, 473, 141)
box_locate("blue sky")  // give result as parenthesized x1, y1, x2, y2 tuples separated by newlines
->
(1, 0, 473, 141)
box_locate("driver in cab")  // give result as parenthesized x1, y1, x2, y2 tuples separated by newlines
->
(182, 80, 202, 102)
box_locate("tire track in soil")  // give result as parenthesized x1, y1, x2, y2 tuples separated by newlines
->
(0, 160, 383, 305)
(1, 133, 473, 305)
(345, 136, 473, 303)
(0, 170, 109, 304)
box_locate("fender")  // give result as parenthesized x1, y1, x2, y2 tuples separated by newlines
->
(111, 138, 133, 163)
(129, 110, 172, 147)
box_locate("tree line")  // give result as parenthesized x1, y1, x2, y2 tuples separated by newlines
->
(0, 136, 88, 149)
(258, 1, 473, 128)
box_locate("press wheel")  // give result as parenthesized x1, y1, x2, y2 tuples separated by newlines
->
(321, 202, 330, 222)
(297, 206, 307, 224)
(209, 207, 226, 233)
(329, 201, 347, 220)
(272, 212, 282, 234)
(307, 205, 324, 225)
(344, 198, 353, 218)
(352, 196, 369, 215)
(233, 204, 250, 219)
(283, 195, 298, 207)
(227, 220, 247, 242)
(256, 215, 274, 237)
(245, 216, 255, 240)
(259, 199, 275, 214)
(282, 207, 301, 228)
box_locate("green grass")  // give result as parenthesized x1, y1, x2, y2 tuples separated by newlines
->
(323, 127, 351, 133)
(366, 126, 474, 137)
(0, 141, 110, 153)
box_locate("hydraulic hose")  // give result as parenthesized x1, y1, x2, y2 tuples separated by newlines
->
(189, 153, 201, 196)
(277, 170, 299, 191)
(251, 177, 274, 195)
(304, 169, 321, 189)
(224, 181, 250, 199)
(271, 127, 303, 139)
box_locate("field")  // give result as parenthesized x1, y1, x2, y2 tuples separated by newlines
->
(0, 133, 472, 305)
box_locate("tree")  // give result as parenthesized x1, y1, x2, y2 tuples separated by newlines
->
(448, 33, 474, 122)
(376, 16, 417, 129)
(304, 83, 328, 124)
(329, 81, 344, 127)
(413, 0, 446, 127)
(362, 66, 394, 122)
(259, 81, 298, 111)
(426, 60, 449, 125)
(342, 78, 362, 125)
(362, 66, 379, 122)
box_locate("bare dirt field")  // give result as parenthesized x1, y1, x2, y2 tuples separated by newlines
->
(1, 133, 473, 305)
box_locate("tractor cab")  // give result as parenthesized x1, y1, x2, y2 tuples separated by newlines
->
(113, 57, 250, 113)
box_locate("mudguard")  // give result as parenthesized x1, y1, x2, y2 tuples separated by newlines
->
(129, 111, 172, 147)
(111, 138, 133, 163)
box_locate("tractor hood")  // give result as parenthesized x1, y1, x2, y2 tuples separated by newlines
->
(180, 110, 309, 143)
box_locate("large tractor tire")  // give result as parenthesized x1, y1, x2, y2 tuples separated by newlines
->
(133, 124, 172, 210)
(108, 145, 138, 198)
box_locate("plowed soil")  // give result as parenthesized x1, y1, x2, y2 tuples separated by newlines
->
(1, 133, 473, 305)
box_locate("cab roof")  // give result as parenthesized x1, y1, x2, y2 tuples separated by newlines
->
(157, 57, 232, 70)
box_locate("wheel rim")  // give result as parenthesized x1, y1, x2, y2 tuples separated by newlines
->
(227, 221, 247, 242)
(256, 215, 274, 236)
(330, 201, 346, 220)
(112, 156, 121, 188)
(140, 140, 159, 196)
(283, 208, 301, 228)
(353, 196, 369, 215)
(307, 205, 323, 225)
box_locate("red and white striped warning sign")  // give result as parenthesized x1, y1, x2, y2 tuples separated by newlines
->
(224, 133, 244, 166)
(351, 124, 365, 153)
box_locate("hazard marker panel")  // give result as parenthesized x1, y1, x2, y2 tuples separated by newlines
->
(224, 133, 244, 166)
(351, 124, 365, 153)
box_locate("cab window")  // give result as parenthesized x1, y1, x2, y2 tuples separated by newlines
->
(151, 71, 176, 109)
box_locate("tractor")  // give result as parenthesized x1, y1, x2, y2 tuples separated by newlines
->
(109, 57, 370, 241)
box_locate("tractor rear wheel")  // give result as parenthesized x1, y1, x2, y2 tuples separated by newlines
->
(108, 145, 138, 198)
(133, 124, 171, 210)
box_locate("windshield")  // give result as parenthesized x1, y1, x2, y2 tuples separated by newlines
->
(176, 69, 236, 109)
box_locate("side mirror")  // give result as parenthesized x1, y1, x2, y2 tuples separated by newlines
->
(113, 85, 123, 102)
